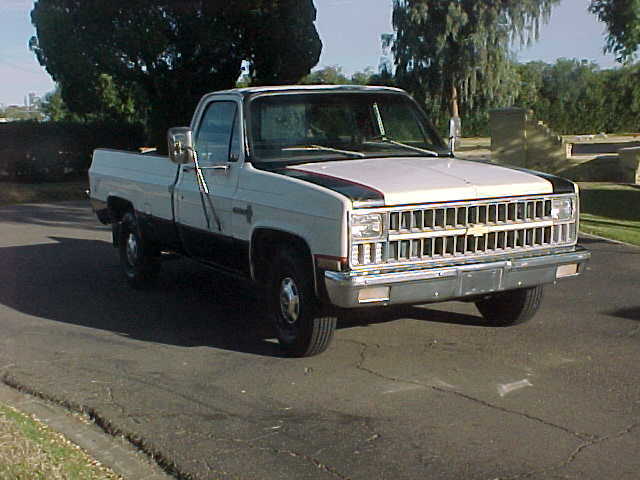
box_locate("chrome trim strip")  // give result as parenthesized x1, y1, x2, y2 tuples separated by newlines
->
(349, 244, 579, 274)
(385, 220, 556, 241)
(353, 193, 576, 215)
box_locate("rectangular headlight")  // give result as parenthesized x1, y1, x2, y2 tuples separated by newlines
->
(551, 197, 575, 221)
(351, 213, 384, 240)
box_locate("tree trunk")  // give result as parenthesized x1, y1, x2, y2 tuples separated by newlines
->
(449, 84, 462, 149)
(451, 84, 459, 118)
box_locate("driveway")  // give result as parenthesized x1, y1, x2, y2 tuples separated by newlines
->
(0, 201, 638, 479)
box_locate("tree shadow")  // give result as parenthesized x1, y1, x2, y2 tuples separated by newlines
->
(606, 307, 640, 321)
(0, 236, 483, 358)
(0, 201, 106, 231)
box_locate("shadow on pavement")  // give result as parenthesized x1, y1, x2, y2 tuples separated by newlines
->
(606, 306, 640, 321)
(0, 236, 483, 357)
(0, 202, 105, 231)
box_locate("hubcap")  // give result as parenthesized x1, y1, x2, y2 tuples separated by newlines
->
(125, 233, 139, 266)
(279, 277, 300, 325)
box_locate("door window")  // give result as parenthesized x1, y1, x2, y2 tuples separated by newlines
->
(195, 101, 239, 164)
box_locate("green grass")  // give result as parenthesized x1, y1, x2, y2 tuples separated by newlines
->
(579, 182, 640, 246)
(0, 180, 88, 207)
(0, 404, 121, 480)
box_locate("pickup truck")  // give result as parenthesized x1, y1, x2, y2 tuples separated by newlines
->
(89, 85, 590, 356)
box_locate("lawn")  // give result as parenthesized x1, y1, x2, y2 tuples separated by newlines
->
(578, 182, 640, 246)
(0, 404, 121, 480)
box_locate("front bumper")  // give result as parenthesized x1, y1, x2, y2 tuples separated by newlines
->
(324, 246, 590, 309)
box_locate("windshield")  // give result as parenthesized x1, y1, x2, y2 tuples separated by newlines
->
(248, 92, 448, 164)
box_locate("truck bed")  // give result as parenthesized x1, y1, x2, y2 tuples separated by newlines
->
(89, 149, 178, 223)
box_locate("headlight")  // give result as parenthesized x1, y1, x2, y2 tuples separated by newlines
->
(551, 197, 575, 221)
(351, 213, 384, 240)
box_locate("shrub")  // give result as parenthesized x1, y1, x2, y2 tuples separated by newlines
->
(0, 120, 146, 183)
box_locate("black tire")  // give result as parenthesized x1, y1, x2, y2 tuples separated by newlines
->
(475, 285, 544, 327)
(269, 250, 337, 357)
(119, 211, 160, 289)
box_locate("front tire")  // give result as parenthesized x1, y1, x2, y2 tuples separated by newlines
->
(475, 285, 544, 326)
(269, 250, 337, 357)
(119, 211, 160, 289)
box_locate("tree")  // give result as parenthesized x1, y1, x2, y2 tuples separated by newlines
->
(41, 78, 139, 123)
(391, 0, 559, 130)
(589, 0, 640, 62)
(30, 0, 321, 148)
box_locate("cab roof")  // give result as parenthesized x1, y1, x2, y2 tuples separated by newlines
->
(206, 84, 406, 98)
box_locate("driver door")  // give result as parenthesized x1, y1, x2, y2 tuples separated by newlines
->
(174, 98, 242, 269)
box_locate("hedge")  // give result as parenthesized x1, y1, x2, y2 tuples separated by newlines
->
(0, 121, 146, 182)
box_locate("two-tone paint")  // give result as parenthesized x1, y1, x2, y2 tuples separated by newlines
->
(89, 85, 588, 305)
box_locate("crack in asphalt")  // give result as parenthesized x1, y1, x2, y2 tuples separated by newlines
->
(260, 447, 351, 480)
(347, 339, 595, 441)
(496, 422, 640, 479)
(75, 365, 359, 479)
(203, 431, 351, 479)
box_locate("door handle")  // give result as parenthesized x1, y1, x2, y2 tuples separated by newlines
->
(209, 165, 229, 175)
(182, 165, 229, 175)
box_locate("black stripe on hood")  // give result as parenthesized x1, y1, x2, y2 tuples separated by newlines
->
(457, 158, 576, 194)
(268, 167, 385, 206)
(508, 166, 576, 194)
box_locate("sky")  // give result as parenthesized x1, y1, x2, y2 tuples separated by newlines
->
(0, 0, 620, 107)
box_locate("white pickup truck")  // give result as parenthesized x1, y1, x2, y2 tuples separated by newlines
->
(89, 85, 590, 356)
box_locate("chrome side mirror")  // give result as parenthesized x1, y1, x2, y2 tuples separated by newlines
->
(167, 127, 195, 164)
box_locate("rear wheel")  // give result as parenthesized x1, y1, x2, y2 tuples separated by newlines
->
(119, 211, 160, 289)
(475, 285, 544, 326)
(269, 250, 337, 357)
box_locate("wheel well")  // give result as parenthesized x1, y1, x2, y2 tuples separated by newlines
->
(251, 229, 315, 287)
(107, 196, 133, 223)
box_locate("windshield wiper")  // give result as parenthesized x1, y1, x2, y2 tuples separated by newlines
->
(282, 144, 366, 158)
(365, 135, 440, 157)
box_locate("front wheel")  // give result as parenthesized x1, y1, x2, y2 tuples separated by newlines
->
(475, 285, 544, 327)
(119, 211, 160, 289)
(269, 250, 337, 357)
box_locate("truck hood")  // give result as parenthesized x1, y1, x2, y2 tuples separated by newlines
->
(286, 157, 555, 206)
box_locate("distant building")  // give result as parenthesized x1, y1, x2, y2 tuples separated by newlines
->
(379, 33, 394, 74)
(27, 92, 42, 111)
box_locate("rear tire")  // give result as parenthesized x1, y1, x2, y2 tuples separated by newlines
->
(475, 285, 544, 326)
(269, 250, 337, 357)
(119, 211, 160, 289)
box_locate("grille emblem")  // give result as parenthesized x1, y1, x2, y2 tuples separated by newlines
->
(466, 225, 490, 237)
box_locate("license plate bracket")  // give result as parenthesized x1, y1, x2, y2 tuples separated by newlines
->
(459, 268, 502, 296)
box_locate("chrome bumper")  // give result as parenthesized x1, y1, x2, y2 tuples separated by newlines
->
(324, 246, 591, 309)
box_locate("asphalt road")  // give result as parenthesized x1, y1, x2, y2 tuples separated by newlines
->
(1, 201, 638, 480)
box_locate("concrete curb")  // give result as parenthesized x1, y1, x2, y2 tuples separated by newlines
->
(579, 231, 640, 249)
(0, 383, 174, 480)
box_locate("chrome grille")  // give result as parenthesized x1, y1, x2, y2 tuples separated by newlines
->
(388, 198, 552, 233)
(351, 196, 577, 268)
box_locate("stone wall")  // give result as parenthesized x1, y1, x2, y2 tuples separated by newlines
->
(489, 108, 569, 172)
(618, 147, 640, 184)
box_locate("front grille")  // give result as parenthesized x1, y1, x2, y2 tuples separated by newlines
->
(351, 196, 577, 268)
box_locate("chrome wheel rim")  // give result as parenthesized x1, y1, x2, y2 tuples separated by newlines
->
(125, 232, 139, 266)
(279, 277, 300, 325)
